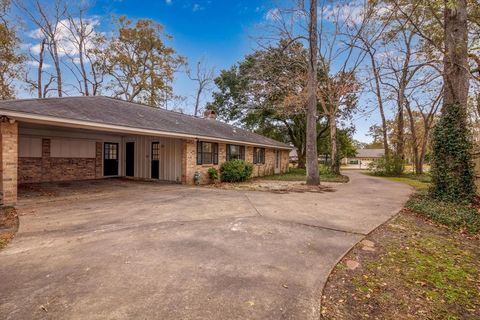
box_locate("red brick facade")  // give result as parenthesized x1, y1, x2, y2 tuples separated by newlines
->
(182, 139, 290, 185)
(18, 138, 103, 184)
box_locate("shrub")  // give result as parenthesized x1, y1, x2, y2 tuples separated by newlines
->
(319, 163, 332, 175)
(368, 155, 404, 176)
(220, 159, 253, 182)
(207, 167, 219, 182)
(430, 103, 476, 203)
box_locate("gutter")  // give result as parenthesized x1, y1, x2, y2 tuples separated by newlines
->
(0, 110, 292, 150)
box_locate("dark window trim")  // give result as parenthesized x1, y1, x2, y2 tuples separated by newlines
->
(197, 141, 218, 165)
(226, 144, 245, 161)
(253, 147, 265, 164)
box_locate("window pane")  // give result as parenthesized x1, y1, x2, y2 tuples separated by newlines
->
(203, 142, 212, 153)
(228, 144, 242, 160)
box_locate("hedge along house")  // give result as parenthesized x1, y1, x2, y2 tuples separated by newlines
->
(0, 96, 291, 206)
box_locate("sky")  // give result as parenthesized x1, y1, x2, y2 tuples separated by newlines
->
(14, 0, 380, 143)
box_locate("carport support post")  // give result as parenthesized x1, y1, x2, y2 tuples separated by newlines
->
(0, 117, 18, 206)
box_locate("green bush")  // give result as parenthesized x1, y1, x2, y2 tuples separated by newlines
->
(319, 163, 332, 175)
(207, 167, 219, 182)
(430, 103, 476, 203)
(220, 159, 253, 182)
(407, 192, 480, 234)
(368, 155, 404, 176)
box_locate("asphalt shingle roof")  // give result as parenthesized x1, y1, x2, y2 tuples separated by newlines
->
(355, 148, 385, 158)
(0, 96, 290, 149)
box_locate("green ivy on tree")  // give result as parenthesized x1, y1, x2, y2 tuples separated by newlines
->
(430, 103, 476, 203)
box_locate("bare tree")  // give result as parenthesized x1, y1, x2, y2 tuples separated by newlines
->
(61, 3, 106, 96)
(15, 0, 66, 97)
(186, 59, 215, 116)
(24, 37, 55, 98)
(316, 1, 368, 174)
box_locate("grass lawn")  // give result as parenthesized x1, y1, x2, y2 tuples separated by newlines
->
(321, 210, 480, 319)
(366, 172, 431, 190)
(321, 172, 480, 319)
(262, 167, 349, 183)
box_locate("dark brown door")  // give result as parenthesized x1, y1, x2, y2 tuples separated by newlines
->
(126, 142, 134, 177)
(151, 142, 160, 179)
(104, 142, 119, 176)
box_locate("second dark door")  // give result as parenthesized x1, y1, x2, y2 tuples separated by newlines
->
(126, 142, 135, 177)
(151, 142, 160, 179)
(104, 142, 119, 176)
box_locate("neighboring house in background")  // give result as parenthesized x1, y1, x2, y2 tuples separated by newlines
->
(289, 148, 298, 162)
(0, 96, 291, 206)
(341, 148, 385, 169)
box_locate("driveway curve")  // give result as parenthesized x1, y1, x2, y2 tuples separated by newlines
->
(0, 171, 411, 320)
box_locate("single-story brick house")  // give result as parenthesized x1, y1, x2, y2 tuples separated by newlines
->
(0, 96, 291, 206)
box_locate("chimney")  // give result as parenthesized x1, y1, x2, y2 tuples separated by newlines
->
(203, 110, 217, 120)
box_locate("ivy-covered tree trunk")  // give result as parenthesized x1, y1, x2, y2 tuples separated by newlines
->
(430, 0, 475, 202)
(430, 103, 476, 202)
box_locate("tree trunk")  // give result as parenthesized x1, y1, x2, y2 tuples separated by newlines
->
(37, 39, 46, 98)
(297, 149, 306, 169)
(305, 0, 320, 185)
(406, 105, 420, 174)
(329, 112, 339, 175)
(443, 0, 469, 108)
(78, 39, 89, 96)
(194, 89, 201, 116)
(51, 42, 63, 97)
(368, 51, 390, 160)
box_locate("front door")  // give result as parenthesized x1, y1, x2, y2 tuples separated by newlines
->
(104, 142, 119, 176)
(151, 142, 160, 179)
(275, 150, 281, 174)
(125, 142, 135, 177)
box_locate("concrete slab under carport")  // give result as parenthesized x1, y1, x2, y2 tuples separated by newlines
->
(0, 172, 411, 319)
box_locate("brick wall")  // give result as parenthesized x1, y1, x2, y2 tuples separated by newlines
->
(0, 120, 18, 206)
(18, 138, 103, 184)
(182, 139, 290, 185)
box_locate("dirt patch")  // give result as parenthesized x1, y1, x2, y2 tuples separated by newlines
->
(0, 207, 19, 250)
(206, 180, 336, 193)
(321, 209, 480, 320)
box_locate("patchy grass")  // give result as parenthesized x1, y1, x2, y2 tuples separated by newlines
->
(407, 191, 480, 235)
(368, 173, 431, 190)
(321, 210, 480, 320)
(380, 174, 431, 190)
(207, 179, 334, 193)
(0, 207, 18, 250)
(262, 167, 349, 183)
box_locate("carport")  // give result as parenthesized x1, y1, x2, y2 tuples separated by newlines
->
(0, 96, 291, 206)
(18, 122, 184, 184)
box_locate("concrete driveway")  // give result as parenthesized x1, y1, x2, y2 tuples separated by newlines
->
(0, 172, 411, 319)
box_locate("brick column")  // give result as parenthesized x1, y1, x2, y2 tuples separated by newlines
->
(41, 138, 51, 181)
(0, 119, 18, 206)
(95, 142, 102, 178)
(182, 139, 197, 184)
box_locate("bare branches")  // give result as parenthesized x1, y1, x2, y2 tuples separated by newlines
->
(186, 58, 215, 116)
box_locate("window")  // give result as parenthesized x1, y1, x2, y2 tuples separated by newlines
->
(152, 142, 160, 161)
(197, 141, 218, 165)
(104, 143, 118, 160)
(226, 144, 245, 161)
(349, 160, 359, 165)
(253, 147, 265, 164)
